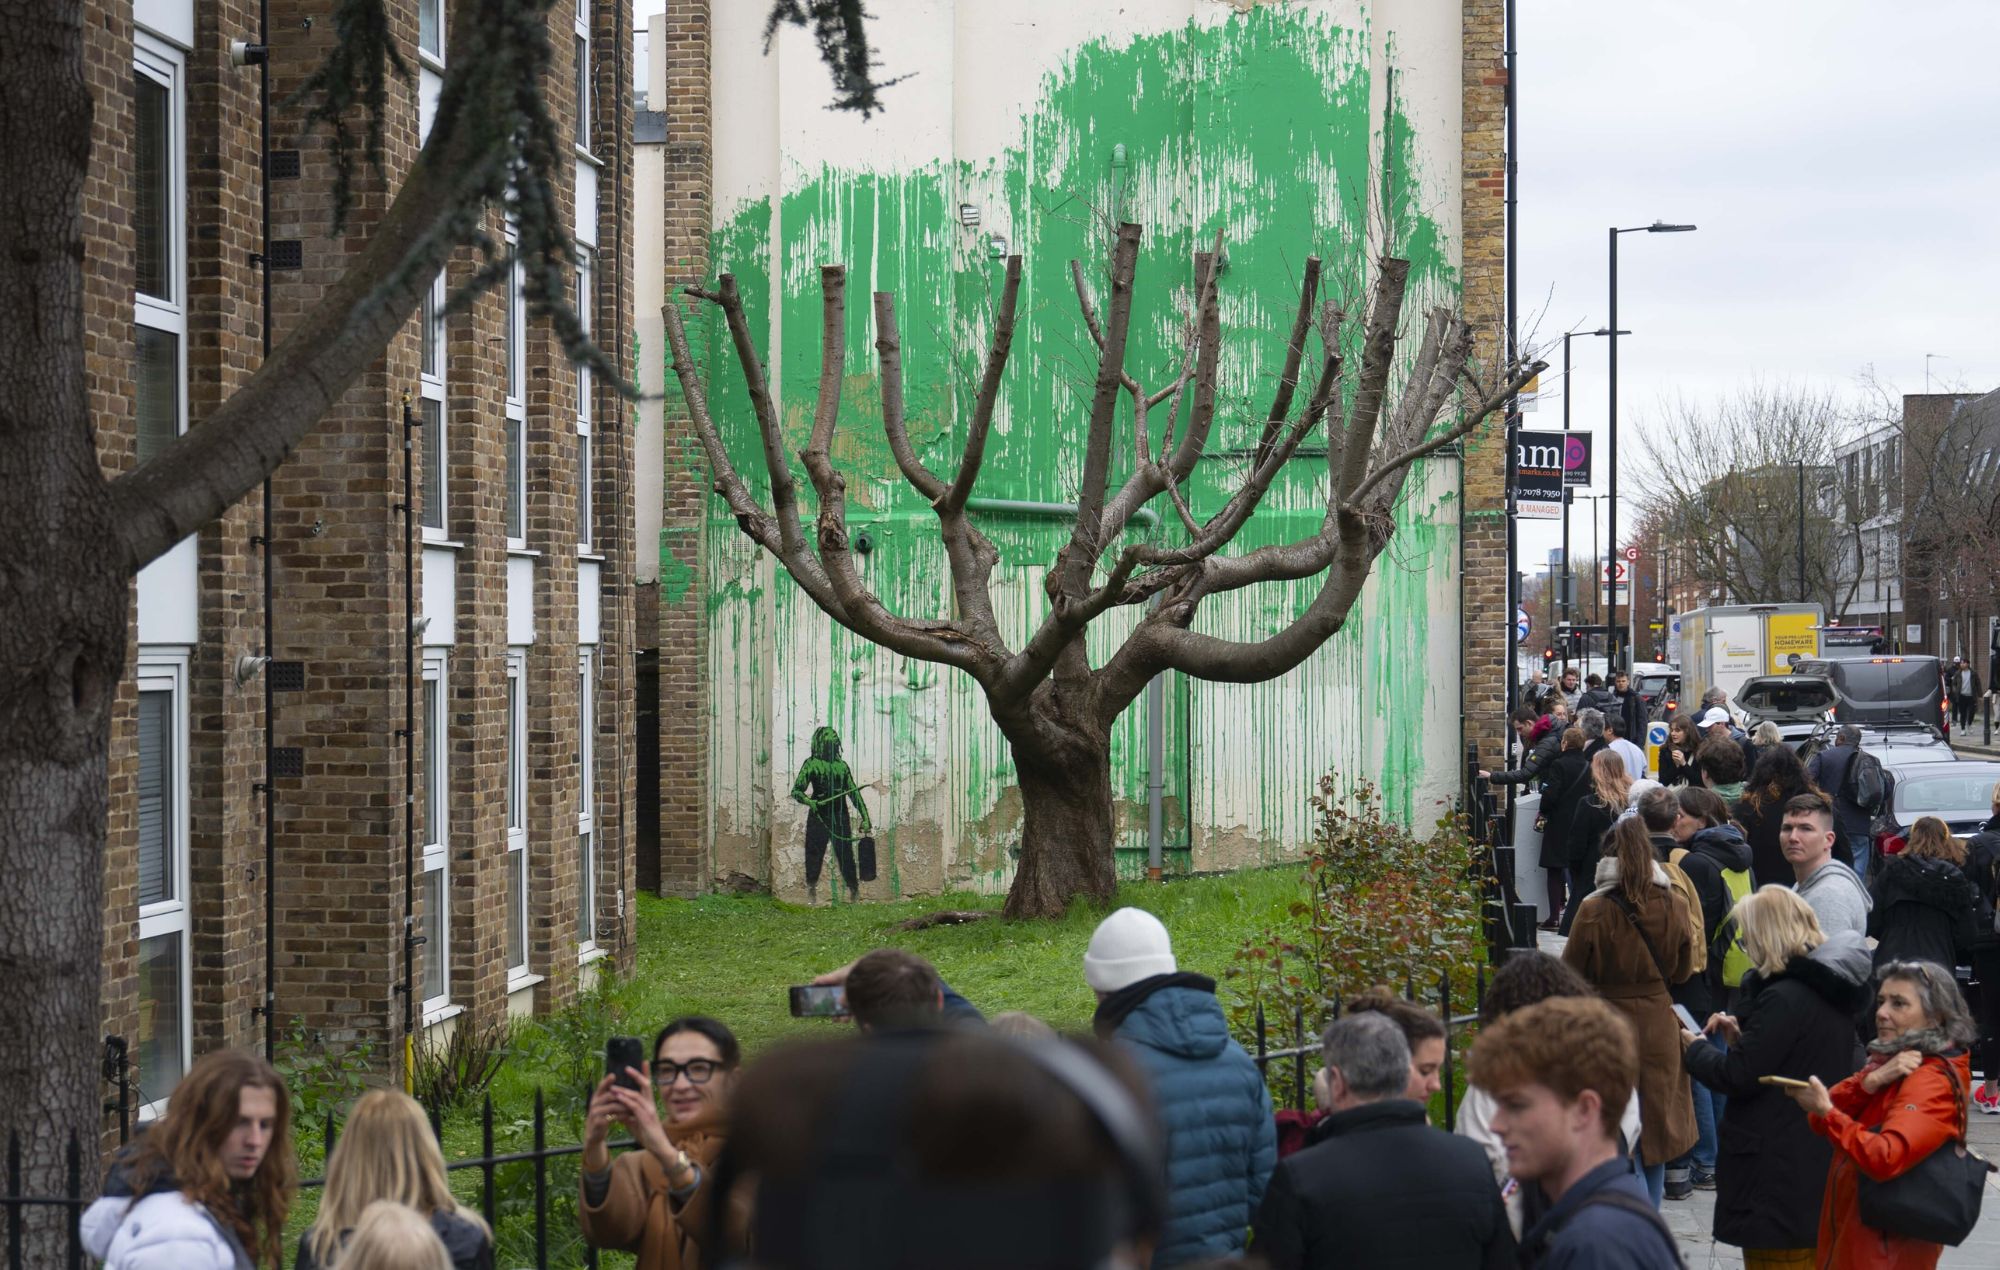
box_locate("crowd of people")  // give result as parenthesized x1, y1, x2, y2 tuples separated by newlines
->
(75, 875, 2000, 1269)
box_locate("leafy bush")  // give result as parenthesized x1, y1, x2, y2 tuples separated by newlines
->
(412, 1018, 513, 1117)
(1224, 775, 1490, 1092)
(275, 1017, 377, 1139)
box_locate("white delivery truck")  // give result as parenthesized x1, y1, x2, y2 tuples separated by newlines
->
(1676, 603, 1823, 719)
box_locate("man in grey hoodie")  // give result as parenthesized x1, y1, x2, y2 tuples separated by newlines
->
(1783, 792, 1871, 939)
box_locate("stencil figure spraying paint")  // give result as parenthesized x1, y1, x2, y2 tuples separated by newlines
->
(790, 725, 877, 902)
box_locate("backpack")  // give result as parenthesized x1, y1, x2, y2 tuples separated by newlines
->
(1839, 747, 1887, 816)
(1659, 853, 1708, 975)
(1713, 863, 1755, 987)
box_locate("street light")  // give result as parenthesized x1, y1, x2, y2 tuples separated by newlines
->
(1608, 221, 1696, 671)
(1559, 327, 1628, 627)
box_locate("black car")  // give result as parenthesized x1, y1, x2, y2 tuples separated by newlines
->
(1872, 758, 2000, 855)
(1789, 655, 1949, 734)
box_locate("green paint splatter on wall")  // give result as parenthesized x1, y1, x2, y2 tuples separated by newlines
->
(686, 7, 1469, 890)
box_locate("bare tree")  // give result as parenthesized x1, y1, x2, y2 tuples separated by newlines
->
(1634, 383, 1865, 616)
(664, 226, 1540, 918)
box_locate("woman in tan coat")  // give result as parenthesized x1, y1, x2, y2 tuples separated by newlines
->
(1563, 816, 1699, 1206)
(580, 1017, 739, 1270)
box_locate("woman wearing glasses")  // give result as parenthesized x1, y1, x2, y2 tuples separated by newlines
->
(581, 1016, 740, 1270)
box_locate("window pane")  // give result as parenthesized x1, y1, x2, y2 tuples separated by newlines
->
(578, 431, 591, 544)
(506, 677, 522, 829)
(506, 850, 526, 970)
(137, 690, 173, 905)
(423, 866, 447, 1002)
(505, 417, 523, 539)
(136, 326, 180, 465)
(423, 676, 444, 845)
(135, 73, 171, 302)
(421, 398, 444, 531)
(506, 263, 522, 400)
(419, 0, 442, 57)
(574, 35, 589, 147)
(137, 933, 185, 1104)
(420, 280, 441, 378)
(578, 832, 593, 944)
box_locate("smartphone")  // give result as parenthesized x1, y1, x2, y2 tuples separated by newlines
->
(1758, 1075, 1813, 1090)
(789, 984, 850, 1019)
(1670, 1004, 1702, 1036)
(606, 1036, 646, 1090)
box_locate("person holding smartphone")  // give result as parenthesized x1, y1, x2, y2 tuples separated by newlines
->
(580, 1016, 741, 1270)
(1679, 887, 1869, 1268)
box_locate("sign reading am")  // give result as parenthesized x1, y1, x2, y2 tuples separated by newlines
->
(1514, 430, 1566, 519)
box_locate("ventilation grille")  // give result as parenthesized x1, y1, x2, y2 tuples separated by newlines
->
(267, 150, 301, 179)
(267, 240, 304, 271)
(269, 747, 305, 779)
(268, 660, 306, 692)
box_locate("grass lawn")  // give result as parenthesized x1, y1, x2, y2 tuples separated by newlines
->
(606, 866, 1304, 1053)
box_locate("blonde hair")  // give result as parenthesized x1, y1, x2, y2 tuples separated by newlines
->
(338, 1201, 452, 1270)
(1903, 816, 1966, 866)
(1589, 749, 1632, 809)
(1732, 886, 1825, 979)
(308, 1091, 488, 1268)
(1751, 721, 1782, 748)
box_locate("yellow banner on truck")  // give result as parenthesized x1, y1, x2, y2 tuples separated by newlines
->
(1768, 610, 1818, 672)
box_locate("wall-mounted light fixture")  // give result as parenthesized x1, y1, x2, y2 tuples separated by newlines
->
(412, 615, 432, 640)
(957, 203, 981, 228)
(235, 653, 271, 686)
(987, 234, 1009, 259)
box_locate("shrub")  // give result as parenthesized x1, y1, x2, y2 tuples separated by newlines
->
(1224, 774, 1489, 1094)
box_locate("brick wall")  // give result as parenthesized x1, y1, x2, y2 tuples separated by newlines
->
(94, 0, 636, 1096)
(652, 0, 713, 899)
(1460, 0, 1510, 771)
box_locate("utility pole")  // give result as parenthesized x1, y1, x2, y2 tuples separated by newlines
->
(1797, 459, 1807, 603)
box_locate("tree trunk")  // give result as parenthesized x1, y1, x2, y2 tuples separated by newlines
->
(0, 2, 123, 1243)
(1001, 702, 1118, 919)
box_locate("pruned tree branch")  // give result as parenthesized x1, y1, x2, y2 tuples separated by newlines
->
(940, 255, 1023, 515)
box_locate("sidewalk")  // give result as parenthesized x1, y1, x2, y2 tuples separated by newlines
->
(1533, 932, 2000, 1266)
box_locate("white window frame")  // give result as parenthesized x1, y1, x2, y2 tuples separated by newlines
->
(136, 651, 191, 1119)
(504, 227, 527, 549)
(418, 0, 444, 61)
(576, 249, 593, 551)
(573, 2, 592, 156)
(416, 0, 444, 144)
(505, 649, 531, 980)
(134, 34, 187, 466)
(577, 648, 597, 954)
(420, 270, 448, 539)
(420, 653, 451, 1017)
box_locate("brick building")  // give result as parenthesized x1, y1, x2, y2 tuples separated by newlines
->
(96, 0, 634, 1113)
(635, 1, 1512, 898)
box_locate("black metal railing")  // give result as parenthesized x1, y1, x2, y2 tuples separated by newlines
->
(1248, 964, 1489, 1132)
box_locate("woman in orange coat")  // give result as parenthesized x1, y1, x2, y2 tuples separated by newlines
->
(1779, 960, 1980, 1270)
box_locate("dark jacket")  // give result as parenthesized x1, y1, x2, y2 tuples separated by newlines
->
(1097, 974, 1276, 1267)
(1536, 749, 1591, 871)
(1249, 1100, 1512, 1270)
(1733, 791, 1851, 887)
(1966, 815, 2000, 951)
(1612, 688, 1648, 746)
(1492, 719, 1564, 788)
(1518, 1156, 1682, 1269)
(1661, 827, 1748, 1017)
(1565, 794, 1618, 873)
(1867, 852, 1979, 970)
(1804, 744, 1875, 842)
(1577, 687, 1619, 716)
(296, 1211, 493, 1270)
(1682, 932, 1870, 1250)
(1655, 740, 1698, 789)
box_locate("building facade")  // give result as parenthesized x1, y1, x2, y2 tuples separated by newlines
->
(638, 1, 1510, 902)
(96, 0, 635, 1112)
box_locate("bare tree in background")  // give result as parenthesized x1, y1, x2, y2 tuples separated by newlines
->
(1635, 383, 1865, 616)
(665, 225, 1541, 918)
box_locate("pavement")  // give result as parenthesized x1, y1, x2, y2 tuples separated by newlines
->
(1534, 931, 2000, 1266)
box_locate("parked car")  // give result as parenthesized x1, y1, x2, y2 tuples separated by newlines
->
(1796, 723, 1959, 766)
(1872, 759, 2000, 855)
(1789, 655, 1949, 734)
(1737, 674, 1836, 746)
(1631, 661, 1681, 720)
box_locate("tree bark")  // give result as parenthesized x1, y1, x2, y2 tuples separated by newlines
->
(998, 692, 1118, 919)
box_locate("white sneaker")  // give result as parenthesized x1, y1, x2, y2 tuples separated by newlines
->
(1973, 1084, 2000, 1116)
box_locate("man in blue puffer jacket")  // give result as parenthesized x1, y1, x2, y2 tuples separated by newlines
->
(1087, 907, 1276, 1266)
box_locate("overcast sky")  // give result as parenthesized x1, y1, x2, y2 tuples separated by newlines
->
(1517, 0, 2000, 574)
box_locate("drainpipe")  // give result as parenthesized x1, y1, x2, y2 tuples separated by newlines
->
(963, 496, 1160, 529)
(1146, 660, 1164, 881)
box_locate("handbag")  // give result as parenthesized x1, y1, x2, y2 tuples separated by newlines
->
(1855, 1058, 1997, 1245)
(856, 835, 877, 883)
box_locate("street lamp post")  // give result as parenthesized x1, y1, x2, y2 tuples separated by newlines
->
(1560, 327, 1627, 630)
(1608, 221, 1696, 673)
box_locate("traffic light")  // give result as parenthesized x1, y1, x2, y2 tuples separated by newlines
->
(1542, 646, 1557, 666)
